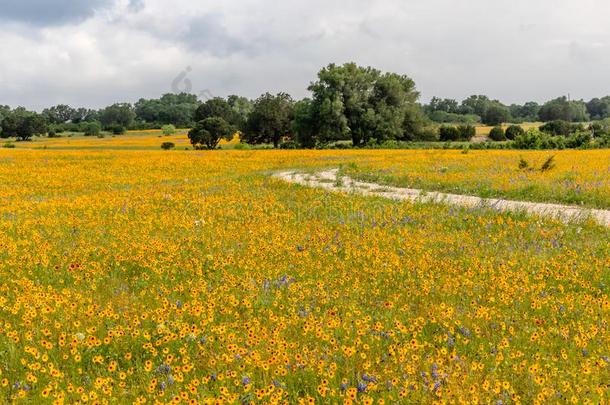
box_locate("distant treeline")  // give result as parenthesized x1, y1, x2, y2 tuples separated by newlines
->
(1, 63, 610, 149)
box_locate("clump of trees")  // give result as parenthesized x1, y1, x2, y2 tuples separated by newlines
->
(0, 107, 48, 141)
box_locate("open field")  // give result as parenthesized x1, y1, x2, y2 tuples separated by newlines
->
(2, 130, 240, 151)
(0, 146, 609, 403)
(475, 122, 542, 137)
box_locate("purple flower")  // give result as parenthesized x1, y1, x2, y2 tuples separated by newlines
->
(242, 376, 251, 385)
(357, 382, 368, 392)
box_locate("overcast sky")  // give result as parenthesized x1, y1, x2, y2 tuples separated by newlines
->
(1, 0, 609, 110)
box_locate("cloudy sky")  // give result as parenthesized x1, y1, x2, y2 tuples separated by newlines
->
(1, 0, 609, 110)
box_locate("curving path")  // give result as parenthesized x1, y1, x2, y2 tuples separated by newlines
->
(274, 169, 610, 227)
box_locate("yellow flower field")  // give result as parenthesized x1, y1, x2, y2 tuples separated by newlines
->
(0, 148, 608, 404)
(341, 149, 610, 208)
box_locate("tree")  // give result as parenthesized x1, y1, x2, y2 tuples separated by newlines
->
(194, 97, 235, 123)
(482, 103, 509, 126)
(586, 97, 610, 120)
(99, 103, 135, 129)
(83, 121, 102, 136)
(135, 93, 199, 127)
(292, 99, 317, 148)
(426, 97, 460, 114)
(307, 63, 424, 146)
(227, 95, 253, 131)
(0, 108, 48, 140)
(538, 97, 589, 122)
(460, 95, 491, 116)
(188, 117, 233, 150)
(509, 102, 540, 123)
(243, 92, 294, 148)
(42, 104, 77, 124)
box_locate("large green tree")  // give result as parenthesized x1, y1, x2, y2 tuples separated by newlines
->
(0, 108, 48, 141)
(135, 93, 199, 127)
(304, 63, 424, 146)
(99, 103, 136, 129)
(538, 97, 589, 122)
(243, 93, 294, 148)
(188, 117, 233, 150)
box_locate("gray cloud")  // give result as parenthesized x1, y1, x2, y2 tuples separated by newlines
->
(1, 0, 610, 110)
(0, 0, 113, 26)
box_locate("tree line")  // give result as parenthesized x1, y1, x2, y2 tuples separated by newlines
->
(2, 62, 610, 147)
(425, 95, 608, 125)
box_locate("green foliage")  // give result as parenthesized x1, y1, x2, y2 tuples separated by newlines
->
(428, 111, 481, 124)
(110, 125, 126, 135)
(439, 126, 461, 141)
(99, 103, 135, 129)
(135, 93, 199, 127)
(243, 92, 294, 148)
(538, 97, 589, 122)
(188, 117, 233, 150)
(539, 120, 574, 136)
(2, 142, 15, 148)
(83, 121, 102, 136)
(456, 125, 476, 141)
(505, 125, 525, 140)
(482, 103, 509, 126)
(194, 98, 236, 124)
(513, 129, 566, 149)
(162, 124, 176, 136)
(0, 108, 48, 140)
(306, 63, 425, 146)
(161, 142, 175, 150)
(488, 126, 506, 141)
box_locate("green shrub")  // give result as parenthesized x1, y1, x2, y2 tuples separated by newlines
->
(505, 125, 525, 140)
(539, 120, 573, 136)
(456, 125, 476, 141)
(514, 129, 566, 149)
(161, 142, 175, 150)
(489, 126, 506, 141)
(83, 121, 102, 136)
(162, 124, 176, 136)
(111, 125, 126, 135)
(2, 142, 15, 148)
(439, 126, 461, 141)
(233, 143, 252, 150)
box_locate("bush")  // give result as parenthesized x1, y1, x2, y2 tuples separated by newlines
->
(505, 125, 525, 140)
(539, 120, 573, 136)
(161, 142, 175, 150)
(48, 130, 57, 138)
(162, 124, 176, 136)
(2, 142, 15, 148)
(514, 129, 565, 149)
(439, 126, 461, 141)
(279, 140, 299, 149)
(83, 121, 102, 136)
(416, 127, 440, 141)
(233, 143, 252, 150)
(565, 132, 592, 148)
(456, 125, 476, 141)
(489, 126, 506, 141)
(110, 125, 126, 135)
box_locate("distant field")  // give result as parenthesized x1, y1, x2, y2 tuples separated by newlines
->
(3, 129, 240, 150)
(475, 122, 542, 137)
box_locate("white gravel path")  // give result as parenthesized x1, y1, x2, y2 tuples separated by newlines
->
(274, 169, 610, 227)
